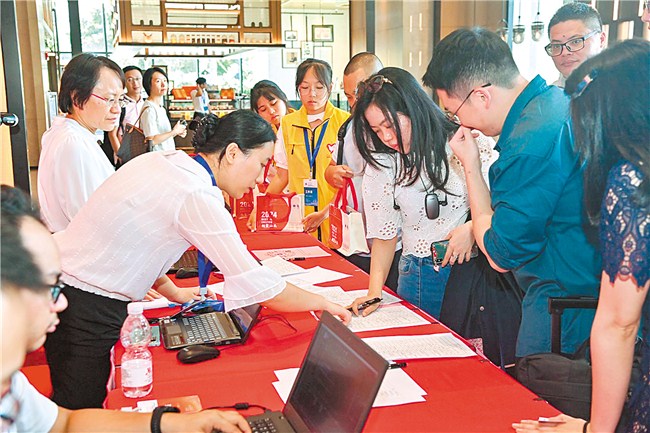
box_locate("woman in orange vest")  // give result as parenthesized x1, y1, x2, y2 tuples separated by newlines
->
(266, 59, 349, 245)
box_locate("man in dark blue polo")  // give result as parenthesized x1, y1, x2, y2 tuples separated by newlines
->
(423, 28, 601, 357)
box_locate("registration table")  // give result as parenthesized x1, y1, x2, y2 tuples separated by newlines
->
(106, 231, 557, 432)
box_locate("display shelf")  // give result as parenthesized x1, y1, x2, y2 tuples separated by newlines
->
(168, 97, 238, 120)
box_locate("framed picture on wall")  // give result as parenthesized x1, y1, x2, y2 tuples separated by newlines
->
(282, 48, 301, 68)
(284, 30, 298, 42)
(312, 25, 334, 42)
(301, 41, 313, 59)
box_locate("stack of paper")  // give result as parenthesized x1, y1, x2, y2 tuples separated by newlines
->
(271, 367, 427, 407)
(362, 333, 477, 359)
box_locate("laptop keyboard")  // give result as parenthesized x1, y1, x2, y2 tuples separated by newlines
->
(249, 417, 278, 433)
(181, 314, 228, 344)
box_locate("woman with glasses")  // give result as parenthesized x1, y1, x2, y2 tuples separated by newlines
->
(266, 59, 350, 242)
(348, 68, 496, 319)
(140, 66, 187, 152)
(37, 53, 124, 233)
(514, 39, 650, 433)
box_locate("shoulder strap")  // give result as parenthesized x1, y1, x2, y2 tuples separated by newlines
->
(336, 117, 351, 165)
(134, 104, 150, 128)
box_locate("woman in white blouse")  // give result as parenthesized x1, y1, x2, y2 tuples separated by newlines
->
(45, 110, 351, 410)
(140, 66, 187, 152)
(349, 68, 495, 319)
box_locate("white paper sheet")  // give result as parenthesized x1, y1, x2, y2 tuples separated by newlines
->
(271, 367, 426, 407)
(347, 304, 431, 333)
(261, 256, 309, 277)
(362, 333, 477, 360)
(344, 289, 402, 305)
(251, 246, 330, 261)
(286, 266, 352, 286)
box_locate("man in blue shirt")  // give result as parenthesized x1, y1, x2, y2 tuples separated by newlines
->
(423, 28, 601, 357)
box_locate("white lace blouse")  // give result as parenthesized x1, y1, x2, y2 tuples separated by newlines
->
(363, 136, 497, 257)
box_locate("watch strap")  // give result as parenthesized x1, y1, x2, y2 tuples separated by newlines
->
(151, 406, 181, 433)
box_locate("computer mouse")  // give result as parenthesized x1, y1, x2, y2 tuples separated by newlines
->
(177, 344, 221, 364)
(175, 267, 198, 279)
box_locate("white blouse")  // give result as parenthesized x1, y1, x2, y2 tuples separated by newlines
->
(363, 136, 497, 257)
(54, 150, 285, 311)
(38, 116, 115, 232)
(140, 100, 175, 152)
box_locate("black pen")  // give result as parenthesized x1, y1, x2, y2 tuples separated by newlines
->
(288, 257, 306, 261)
(388, 362, 407, 369)
(348, 297, 382, 312)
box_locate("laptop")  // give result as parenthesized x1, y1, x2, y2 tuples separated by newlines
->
(246, 311, 389, 433)
(167, 249, 198, 273)
(160, 303, 261, 350)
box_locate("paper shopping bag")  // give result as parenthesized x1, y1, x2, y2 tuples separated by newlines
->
(234, 189, 255, 219)
(256, 192, 304, 232)
(328, 178, 369, 256)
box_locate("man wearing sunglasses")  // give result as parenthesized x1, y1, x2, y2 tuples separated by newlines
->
(0, 186, 251, 433)
(423, 28, 600, 359)
(546, 3, 606, 88)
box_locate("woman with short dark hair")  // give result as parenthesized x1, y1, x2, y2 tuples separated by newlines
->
(38, 53, 125, 232)
(140, 66, 187, 152)
(250, 80, 293, 131)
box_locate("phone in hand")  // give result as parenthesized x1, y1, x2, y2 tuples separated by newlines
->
(430, 240, 479, 265)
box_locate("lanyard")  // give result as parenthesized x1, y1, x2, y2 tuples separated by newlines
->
(193, 154, 216, 291)
(302, 119, 330, 170)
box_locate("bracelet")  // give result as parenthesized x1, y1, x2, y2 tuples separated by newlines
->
(583, 421, 589, 433)
(151, 406, 180, 433)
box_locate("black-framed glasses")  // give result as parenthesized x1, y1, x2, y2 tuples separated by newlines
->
(444, 83, 491, 125)
(49, 280, 65, 304)
(355, 75, 393, 100)
(425, 192, 448, 220)
(91, 93, 130, 109)
(544, 30, 599, 57)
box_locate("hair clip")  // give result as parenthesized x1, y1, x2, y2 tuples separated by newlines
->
(572, 69, 599, 98)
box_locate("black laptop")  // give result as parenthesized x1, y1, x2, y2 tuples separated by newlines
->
(160, 303, 261, 350)
(246, 311, 389, 433)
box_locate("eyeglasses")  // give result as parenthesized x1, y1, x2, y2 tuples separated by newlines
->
(544, 30, 599, 57)
(355, 75, 393, 100)
(445, 83, 491, 125)
(298, 84, 327, 97)
(91, 93, 129, 109)
(49, 280, 65, 304)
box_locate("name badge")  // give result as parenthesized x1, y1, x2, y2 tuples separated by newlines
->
(304, 179, 318, 206)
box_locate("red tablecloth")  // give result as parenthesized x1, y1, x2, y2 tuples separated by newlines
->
(106, 231, 557, 432)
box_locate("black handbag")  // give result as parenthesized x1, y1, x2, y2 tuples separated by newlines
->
(117, 105, 150, 164)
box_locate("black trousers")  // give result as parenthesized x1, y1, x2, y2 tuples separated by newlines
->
(44, 285, 128, 409)
(337, 249, 402, 292)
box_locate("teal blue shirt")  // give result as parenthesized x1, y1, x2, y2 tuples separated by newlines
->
(484, 76, 601, 357)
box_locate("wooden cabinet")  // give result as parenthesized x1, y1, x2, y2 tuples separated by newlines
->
(118, 0, 282, 47)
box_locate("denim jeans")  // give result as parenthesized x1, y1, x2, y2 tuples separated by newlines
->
(397, 254, 451, 319)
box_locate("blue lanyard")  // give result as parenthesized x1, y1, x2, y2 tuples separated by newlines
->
(193, 155, 216, 290)
(302, 119, 330, 170)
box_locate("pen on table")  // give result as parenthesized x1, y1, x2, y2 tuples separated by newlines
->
(388, 362, 407, 369)
(347, 297, 382, 312)
(288, 257, 306, 261)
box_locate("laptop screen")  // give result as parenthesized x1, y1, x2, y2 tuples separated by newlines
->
(283, 312, 388, 433)
(230, 303, 262, 338)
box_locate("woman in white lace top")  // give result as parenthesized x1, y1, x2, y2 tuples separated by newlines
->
(348, 68, 496, 318)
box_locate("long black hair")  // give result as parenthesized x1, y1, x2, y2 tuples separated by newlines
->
(352, 67, 457, 189)
(566, 39, 649, 225)
(192, 110, 276, 163)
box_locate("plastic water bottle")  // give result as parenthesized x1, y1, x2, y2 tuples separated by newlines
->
(120, 303, 153, 398)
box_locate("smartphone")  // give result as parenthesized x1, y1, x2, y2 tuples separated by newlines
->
(430, 240, 479, 265)
(149, 325, 161, 347)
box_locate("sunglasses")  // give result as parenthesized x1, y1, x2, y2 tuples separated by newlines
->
(355, 75, 393, 100)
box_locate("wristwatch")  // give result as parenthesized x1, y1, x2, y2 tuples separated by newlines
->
(151, 406, 181, 433)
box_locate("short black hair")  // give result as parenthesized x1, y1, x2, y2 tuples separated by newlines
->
(123, 65, 142, 75)
(196, 77, 207, 85)
(423, 27, 519, 97)
(295, 59, 332, 95)
(143, 67, 168, 96)
(58, 53, 125, 114)
(0, 185, 46, 291)
(250, 80, 291, 114)
(548, 2, 602, 38)
(192, 110, 276, 163)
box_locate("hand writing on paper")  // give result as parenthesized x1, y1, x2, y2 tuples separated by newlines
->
(512, 414, 579, 432)
(448, 126, 481, 168)
(348, 294, 382, 317)
(441, 222, 475, 267)
(302, 208, 328, 233)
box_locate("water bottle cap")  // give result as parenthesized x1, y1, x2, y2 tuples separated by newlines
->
(127, 303, 144, 315)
